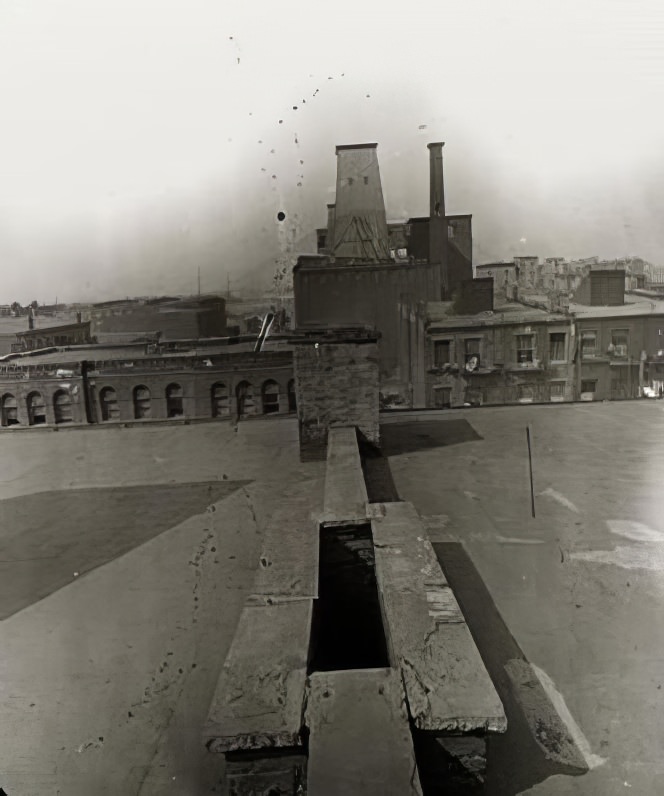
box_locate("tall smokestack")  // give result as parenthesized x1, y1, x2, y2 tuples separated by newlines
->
(326, 203, 336, 253)
(330, 143, 390, 261)
(428, 142, 446, 218)
(428, 142, 448, 297)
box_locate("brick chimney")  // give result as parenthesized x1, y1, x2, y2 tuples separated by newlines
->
(326, 203, 336, 253)
(427, 142, 448, 297)
(329, 143, 390, 261)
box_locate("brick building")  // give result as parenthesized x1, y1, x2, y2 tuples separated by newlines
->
(415, 299, 575, 409)
(574, 299, 664, 401)
(0, 343, 296, 428)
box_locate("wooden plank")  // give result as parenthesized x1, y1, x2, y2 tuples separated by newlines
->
(306, 668, 422, 795)
(321, 426, 368, 525)
(372, 502, 507, 734)
(203, 601, 312, 753)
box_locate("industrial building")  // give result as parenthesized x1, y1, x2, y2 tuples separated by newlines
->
(295, 141, 473, 406)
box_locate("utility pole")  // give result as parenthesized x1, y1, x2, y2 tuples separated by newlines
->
(227, 274, 231, 299)
(198, 267, 201, 297)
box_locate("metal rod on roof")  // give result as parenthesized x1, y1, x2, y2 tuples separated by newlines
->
(527, 425, 536, 518)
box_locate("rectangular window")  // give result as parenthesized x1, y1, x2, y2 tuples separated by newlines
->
(549, 332, 566, 362)
(581, 380, 597, 394)
(516, 334, 534, 363)
(433, 340, 451, 367)
(464, 338, 481, 371)
(611, 329, 629, 358)
(581, 331, 597, 358)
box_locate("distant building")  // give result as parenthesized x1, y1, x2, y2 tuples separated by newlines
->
(295, 141, 473, 406)
(397, 275, 664, 407)
(0, 339, 296, 428)
(573, 297, 664, 401)
(12, 320, 92, 353)
(476, 255, 659, 305)
(86, 295, 227, 342)
(407, 289, 575, 409)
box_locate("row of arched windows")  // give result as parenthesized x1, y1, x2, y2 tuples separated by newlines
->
(1, 379, 297, 427)
(1, 390, 73, 426)
(98, 379, 297, 422)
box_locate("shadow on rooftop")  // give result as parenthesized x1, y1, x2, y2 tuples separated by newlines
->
(379, 419, 483, 457)
(0, 480, 251, 620)
(428, 542, 588, 796)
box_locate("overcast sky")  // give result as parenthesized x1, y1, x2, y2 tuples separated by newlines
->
(1, 0, 663, 303)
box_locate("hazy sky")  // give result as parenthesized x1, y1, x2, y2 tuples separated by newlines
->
(1, 0, 664, 303)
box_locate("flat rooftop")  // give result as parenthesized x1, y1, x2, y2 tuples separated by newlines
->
(2, 402, 663, 793)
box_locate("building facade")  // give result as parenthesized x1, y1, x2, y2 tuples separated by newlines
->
(419, 301, 575, 408)
(0, 347, 296, 428)
(295, 140, 473, 406)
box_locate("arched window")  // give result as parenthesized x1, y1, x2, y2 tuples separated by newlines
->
(53, 389, 73, 424)
(27, 391, 47, 425)
(235, 381, 255, 417)
(99, 386, 119, 421)
(211, 382, 229, 417)
(166, 383, 183, 417)
(133, 385, 151, 419)
(261, 380, 280, 414)
(1, 393, 19, 426)
(287, 379, 297, 413)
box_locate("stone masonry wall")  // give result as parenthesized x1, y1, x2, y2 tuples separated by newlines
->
(293, 337, 380, 460)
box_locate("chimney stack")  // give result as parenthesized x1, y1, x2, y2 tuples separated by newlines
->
(329, 143, 390, 261)
(326, 203, 336, 253)
(427, 142, 448, 297)
(28, 307, 34, 330)
(428, 142, 446, 219)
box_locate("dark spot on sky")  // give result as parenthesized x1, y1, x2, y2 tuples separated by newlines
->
(292, 105, 298, 110)
(279, 119, 283, 124)
(272, 175, 277, 180)
(277, 211, 286, 221)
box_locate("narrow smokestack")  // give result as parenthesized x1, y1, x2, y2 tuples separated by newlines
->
(427, 142, 448, 297)
(28, 308, 34, 330)
(326, 203, 336, 253)
(428, 142, 446, 218)
(330, 143, 390, 261)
